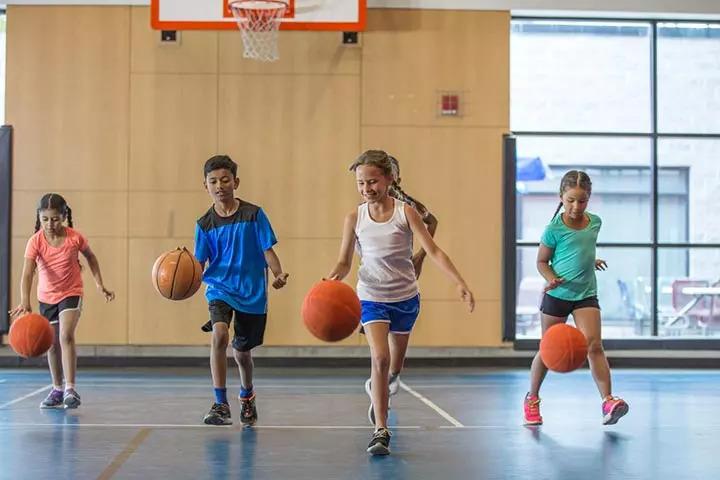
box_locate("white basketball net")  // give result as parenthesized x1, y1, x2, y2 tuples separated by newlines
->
(230, 0, 288, 62)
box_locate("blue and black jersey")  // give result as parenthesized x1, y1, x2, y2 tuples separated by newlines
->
(194, 200, 277, 314)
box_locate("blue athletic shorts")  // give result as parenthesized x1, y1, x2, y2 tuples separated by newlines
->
(360, 294, 420, 334)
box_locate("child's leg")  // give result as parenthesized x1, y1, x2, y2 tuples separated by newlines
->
(529, 313, 567, 396)
(389, 333, 410, 377)
(58, 309, 81, 388)
(572, 308, 611, 398)
(211, 323, 230, 390)
(46, 323, 63, 389)
(233, 349, 253, 391)
(364, 322, 391, 429)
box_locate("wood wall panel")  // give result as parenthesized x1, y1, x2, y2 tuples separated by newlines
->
(218, 74, 361, 239)
(129, 74, 218, 191)
(131, 6, 218, 74)
(6, 6, 130, 191)
(362, 9, 509, 127)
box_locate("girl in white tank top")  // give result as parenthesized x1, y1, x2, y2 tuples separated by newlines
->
(327, 150, 475, 456)
(355, 198, 417, 302)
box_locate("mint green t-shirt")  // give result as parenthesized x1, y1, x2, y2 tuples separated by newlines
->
(540, 212, 601, 301)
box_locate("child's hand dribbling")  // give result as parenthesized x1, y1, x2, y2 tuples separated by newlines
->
(97, 285, 115, 302)
(8, 303, 31, 319)
(544, 277, 564, 292)
(595, 259, 608, 271)
(458, 284, 475, 312)
(272, 272, 289, 289)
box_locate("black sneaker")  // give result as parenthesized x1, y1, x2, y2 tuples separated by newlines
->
(239, 394, 258, 426)
(367, 428, 391, 456)
(203, 402, 232, 426)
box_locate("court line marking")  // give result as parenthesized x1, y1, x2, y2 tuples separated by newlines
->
(399, 381, 464, 428)
(97, 428, 151, 480)
(0, 423, 423, 430)
(0, 384, 52, 409)
(0, 379, 6, 383)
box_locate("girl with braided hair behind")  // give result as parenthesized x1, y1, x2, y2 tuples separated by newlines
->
(328, 150, 474, 455)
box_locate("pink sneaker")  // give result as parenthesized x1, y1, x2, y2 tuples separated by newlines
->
(523, 394, 543, 425)
(602, 396, 629, 425)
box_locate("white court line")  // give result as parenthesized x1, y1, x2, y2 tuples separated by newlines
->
(0, 423, 422, 430)
(0, 384, 52, 409)
(399, 381, 464, 428)
(0, 379, 6, 383)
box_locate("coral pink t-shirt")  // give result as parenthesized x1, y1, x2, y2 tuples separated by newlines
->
(24, 227, 89, 304)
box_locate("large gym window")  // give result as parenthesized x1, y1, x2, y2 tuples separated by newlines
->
(507, 19, 720, 346)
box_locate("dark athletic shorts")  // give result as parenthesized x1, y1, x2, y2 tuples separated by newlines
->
(207, 300, 267, 352)
(38, 296, 82, 325)
(539, 294, 600, 318)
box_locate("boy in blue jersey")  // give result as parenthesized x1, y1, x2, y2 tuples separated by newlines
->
(195, 155, 289, 426)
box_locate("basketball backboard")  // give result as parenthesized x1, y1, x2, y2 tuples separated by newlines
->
(151, 0, 366, 31)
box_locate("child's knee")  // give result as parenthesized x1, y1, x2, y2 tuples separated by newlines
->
(586, 338, 604, 355)
(234, 349, 252, 364)
(60, 331, 75, 345)
(371, 352, 390, 372)
(211, 329, 229, 349)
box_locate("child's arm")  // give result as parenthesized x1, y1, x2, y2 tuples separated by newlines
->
(81, 247, 115, 302)
(264, 247, 289, 289)
(9, 259, 37, 318)
(327, 210, 358, 281)
(537, 244, 563, 292)
(404, 205, 474, 312)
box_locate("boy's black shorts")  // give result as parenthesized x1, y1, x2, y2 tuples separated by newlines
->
(204, 300, 267, 352)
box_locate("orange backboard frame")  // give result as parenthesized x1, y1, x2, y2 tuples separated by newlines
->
(151, 0, 366, 32)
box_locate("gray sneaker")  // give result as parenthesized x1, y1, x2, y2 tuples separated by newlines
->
(40, 389, 64, 409)
(63, 389, 81, 409)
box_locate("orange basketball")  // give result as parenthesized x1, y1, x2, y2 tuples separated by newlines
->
(302, 280, 361, 342)
(151, 247, 203, 301)
(539, 324, 588, 373)
(8, 313, 55, 358)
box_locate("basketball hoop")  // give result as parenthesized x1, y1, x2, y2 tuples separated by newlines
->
(229, 0, 288, 62)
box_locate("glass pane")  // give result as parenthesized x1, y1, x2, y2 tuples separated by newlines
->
(658, 23, 720, 134)
(658, 248, 720, 337)
(658, 139, 720, 243)
(515, 246, 544, 339)
(515, 246, 652, 339)
(511, 20, 651, 132)
(597, 247, 653, 338)
(516, 136, 651, 243)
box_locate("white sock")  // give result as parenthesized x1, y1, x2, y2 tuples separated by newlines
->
(65, 384, 75, 391)
(53, 385, 63, 392)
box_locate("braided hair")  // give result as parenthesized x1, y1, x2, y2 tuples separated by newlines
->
(552, 170, 592, 220)
(35, 193, 73, 232)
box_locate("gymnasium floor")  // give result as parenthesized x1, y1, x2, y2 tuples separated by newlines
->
(1, 367, 719, 479)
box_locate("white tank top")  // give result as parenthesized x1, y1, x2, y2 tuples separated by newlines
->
(355, 199, 418, 302)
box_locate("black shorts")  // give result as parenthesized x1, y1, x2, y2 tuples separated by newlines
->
(539, 294, 600, 318)
(39, 296, 82, 324)
(208, 300, 267, 352)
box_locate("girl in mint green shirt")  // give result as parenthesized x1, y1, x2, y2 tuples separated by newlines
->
(523, 170, 629, 427)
